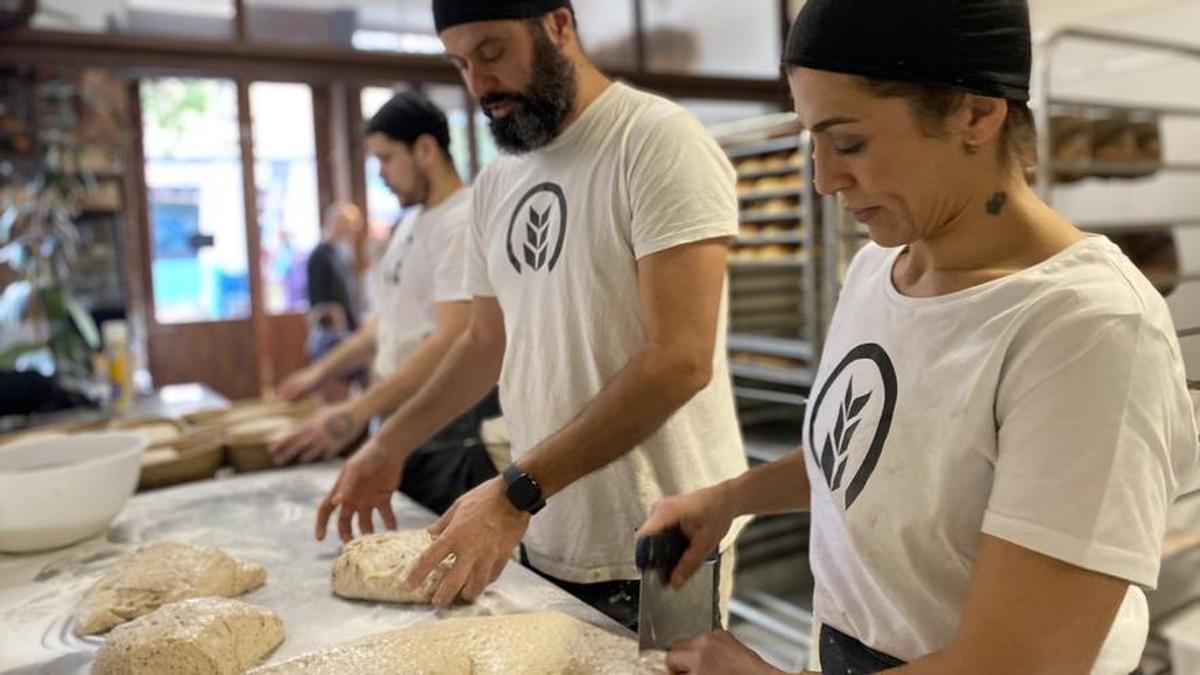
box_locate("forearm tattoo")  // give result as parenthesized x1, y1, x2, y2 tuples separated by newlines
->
(325, 412, 354, 439)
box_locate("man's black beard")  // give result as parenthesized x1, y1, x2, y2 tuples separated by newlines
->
(395, 162, 430, 209)
(481, 26, 577, 155)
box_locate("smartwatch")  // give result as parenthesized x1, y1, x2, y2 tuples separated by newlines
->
(502, 464, 546, 515)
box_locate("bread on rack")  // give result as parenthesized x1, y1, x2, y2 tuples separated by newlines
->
(1091, 118, 1139, 162)
(1131, 113, 1163, 178)
(737, 157, 765, 173)
(759, 244, 791, 259)
(1109, 229, 1178, 296)
(754, 176, 786, 191)
(1049, 115, 1091, 184)
(762, 153, 790, 170)
(760, 198, 794, 214)
(1043, 111, 1163, 184)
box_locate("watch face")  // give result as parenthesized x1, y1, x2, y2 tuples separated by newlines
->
(507, 477, 539, 510)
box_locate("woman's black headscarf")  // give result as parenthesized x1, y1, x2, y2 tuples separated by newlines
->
(783, 0, 1032, 101)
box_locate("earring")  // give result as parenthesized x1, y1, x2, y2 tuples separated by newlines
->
(964, 139, 981, 155)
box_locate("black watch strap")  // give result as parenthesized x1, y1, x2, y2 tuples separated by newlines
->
(502, 464, 546, 515)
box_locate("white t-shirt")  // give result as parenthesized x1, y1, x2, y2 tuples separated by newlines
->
(466, 82, 750, 583)
(805, 237, 1198, 672)
(371, 188, 472, 380)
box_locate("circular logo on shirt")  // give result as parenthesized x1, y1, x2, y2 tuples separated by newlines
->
(806, 343, 898, 510)
(384, 230, 415, 285)
(506, 182, 568, 274)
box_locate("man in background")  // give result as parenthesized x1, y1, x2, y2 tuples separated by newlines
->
(277, 91, 498, 515)
(303, 203, 365, 401)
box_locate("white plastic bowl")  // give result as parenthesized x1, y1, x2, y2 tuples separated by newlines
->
(0, 432, 148, 553)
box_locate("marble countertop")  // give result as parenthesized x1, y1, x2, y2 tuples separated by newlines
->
(0, 464, 627, 674)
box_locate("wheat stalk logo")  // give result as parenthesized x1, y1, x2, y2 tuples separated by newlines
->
(506, 183, 568, 274)
(524, 205, 552, 271)
(820, 378, 871, 491)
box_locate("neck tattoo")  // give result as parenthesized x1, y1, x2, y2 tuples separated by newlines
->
(986, 192, 1008, 216)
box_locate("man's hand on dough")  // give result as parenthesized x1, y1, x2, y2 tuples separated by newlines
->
(315, 439, 407, 543)
(403, 478, 530, 607)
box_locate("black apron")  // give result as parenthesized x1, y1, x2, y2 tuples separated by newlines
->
(395, 390, 501, 515)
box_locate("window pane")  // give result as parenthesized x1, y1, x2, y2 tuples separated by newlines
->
(243, 0, 441, 54)
(250, 82, 321, 317)
(574, 0, 637, 72)
(643, 0, 781, 78)
(34, 0, 235, 40)
(141, 78, 250, 323)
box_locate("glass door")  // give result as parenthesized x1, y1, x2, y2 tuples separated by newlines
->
(142, 77, 250, 324)
(138, 76, 259, 398)
(249, 81, 324, 385)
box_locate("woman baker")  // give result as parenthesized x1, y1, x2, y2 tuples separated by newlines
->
(640, 1, 1198, 673)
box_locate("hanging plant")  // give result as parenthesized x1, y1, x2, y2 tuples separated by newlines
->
(0, 68, 111, 381)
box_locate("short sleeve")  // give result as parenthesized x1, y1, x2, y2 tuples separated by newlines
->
(627, 111, 738, 259)
(464, 179, 496, 298)
(431, 195, 472, 304)
(982, 312, 1197, 588)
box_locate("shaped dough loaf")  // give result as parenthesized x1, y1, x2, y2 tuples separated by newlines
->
(76, 541, 267, 636)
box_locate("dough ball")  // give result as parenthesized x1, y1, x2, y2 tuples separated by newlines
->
(76, 542, 268, 636)
(332, 530, 453, 604)
(91, 597, 284, 675)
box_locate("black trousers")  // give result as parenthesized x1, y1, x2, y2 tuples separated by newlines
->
(819, 624, 904, 674)
(819, 624, 1145, 675)
(396, 391, 500, 515)
(519, 546, 641, 632)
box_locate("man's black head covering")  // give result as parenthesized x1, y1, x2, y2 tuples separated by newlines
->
(434, 0, 572, 34)
(364, 91, 451, 152)
(783, 0, 1032, 101)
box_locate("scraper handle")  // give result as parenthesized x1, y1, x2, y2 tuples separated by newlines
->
(636, 526, 689, 580)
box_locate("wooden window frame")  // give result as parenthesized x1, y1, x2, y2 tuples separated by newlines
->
(0, 1, 796, 395)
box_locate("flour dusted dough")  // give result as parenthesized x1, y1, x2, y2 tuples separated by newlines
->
(76, 542, 267, 636)
(91, 597, 284, 675)
(332, 530, 452, 604)
(249, 611, 664, 674)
